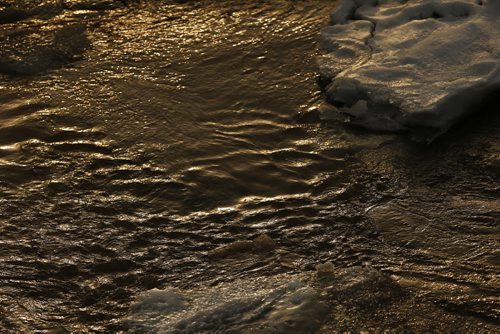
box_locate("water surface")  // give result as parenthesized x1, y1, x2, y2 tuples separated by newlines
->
(0, 0, 498, 332)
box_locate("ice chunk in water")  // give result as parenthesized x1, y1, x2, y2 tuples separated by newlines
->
(319, 0, 500, 140)
(125, 275, 328, 333)
(131, 288, 186, 314)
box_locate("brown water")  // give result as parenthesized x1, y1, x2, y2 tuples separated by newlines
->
(0, 0, 498, 332)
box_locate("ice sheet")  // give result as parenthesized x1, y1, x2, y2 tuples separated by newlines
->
(319, 0, 500, 139)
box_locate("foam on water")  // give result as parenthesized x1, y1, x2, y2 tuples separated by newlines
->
(319, 0, 500, 139)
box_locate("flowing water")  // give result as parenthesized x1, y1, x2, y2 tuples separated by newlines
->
(0, 0, 499, 332)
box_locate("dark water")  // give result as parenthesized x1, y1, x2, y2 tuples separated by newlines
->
(0, 0, 498, 332)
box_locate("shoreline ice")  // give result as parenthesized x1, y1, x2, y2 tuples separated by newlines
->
(318, 0, 500, 140)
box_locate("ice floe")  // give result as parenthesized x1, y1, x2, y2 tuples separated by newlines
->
(125, 274, 328, 333)
(319, 0, 500, 140)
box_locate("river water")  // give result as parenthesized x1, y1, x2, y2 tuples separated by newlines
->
(0, 0, 498, 332)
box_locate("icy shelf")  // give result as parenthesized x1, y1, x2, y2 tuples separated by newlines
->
(318, 0, 500, 140)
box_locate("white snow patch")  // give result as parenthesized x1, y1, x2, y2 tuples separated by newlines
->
(319, 0, 500, 139)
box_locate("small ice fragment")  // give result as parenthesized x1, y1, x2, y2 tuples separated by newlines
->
(316, 261, 335, 276)
(131, 288, 186, 314)
(252, 233, 276, 252)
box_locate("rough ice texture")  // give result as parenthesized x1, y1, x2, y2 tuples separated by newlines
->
(125, 275, 328, 333)
(318, 0, 500, 139)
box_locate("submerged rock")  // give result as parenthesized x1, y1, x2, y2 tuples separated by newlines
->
(319, 0, 500, 140)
